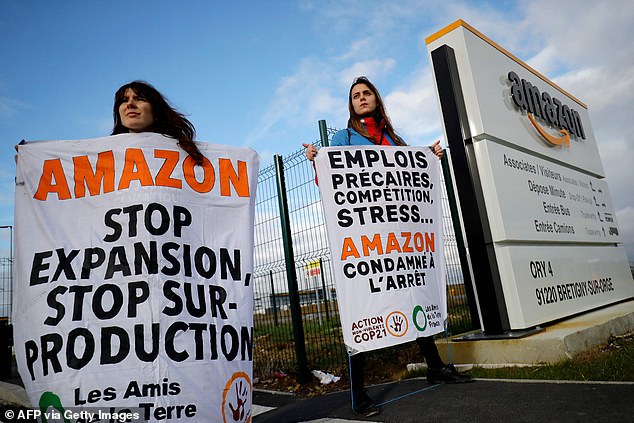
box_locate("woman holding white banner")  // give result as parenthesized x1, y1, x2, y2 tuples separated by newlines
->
(304, 76, 471, 417)
(112, 80, 205, 165)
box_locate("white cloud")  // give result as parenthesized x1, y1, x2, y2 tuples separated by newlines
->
(383, 69, 442, 144)
(244, 57, 339, 147)
(338, 59, 397, 87)
(0, 96, 28, 119)
(520, 0, 634, 69)
(615, 206, 634, 261)
(525, 45, 559, 76)
(334, 39, 373, 62)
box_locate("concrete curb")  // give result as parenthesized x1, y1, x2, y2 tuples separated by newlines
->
(0, 381, 29, 408)
(436, 300, 634, 365)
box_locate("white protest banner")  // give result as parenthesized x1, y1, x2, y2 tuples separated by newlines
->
(13, 133, 259, 422)
(315, 146, 446, 355)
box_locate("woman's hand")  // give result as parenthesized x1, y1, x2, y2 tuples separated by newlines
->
(14, 140, 25, 163)
(430, 140, 444, 159)
(302, 143, 318, 161)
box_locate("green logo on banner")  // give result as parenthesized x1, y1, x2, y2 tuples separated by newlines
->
(39, 391, 69, 423)
(412, 305, 427, 331)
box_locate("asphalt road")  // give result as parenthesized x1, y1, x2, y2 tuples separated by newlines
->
(253, 378, 634, 423)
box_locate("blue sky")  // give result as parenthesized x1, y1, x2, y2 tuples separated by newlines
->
(1, 0, 633, 262)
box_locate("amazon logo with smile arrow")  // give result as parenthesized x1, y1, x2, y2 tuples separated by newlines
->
(508, 71, 586, 147)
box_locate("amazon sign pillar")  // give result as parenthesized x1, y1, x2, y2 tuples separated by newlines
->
(426, 20, 634, 334)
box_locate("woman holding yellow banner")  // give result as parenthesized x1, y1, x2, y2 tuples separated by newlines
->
(304, 76, 471, 417)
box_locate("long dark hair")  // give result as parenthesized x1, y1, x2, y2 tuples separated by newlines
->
(112, 81, 204, 165)
(347, 76, 406, 146)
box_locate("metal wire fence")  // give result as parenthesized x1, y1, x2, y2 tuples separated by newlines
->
(252, 124, 476, 380)
(0, 257, 13, 379)
(0, 257, 11, 324)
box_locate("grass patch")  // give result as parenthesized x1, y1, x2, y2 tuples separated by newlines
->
(410, 333, 634, 382)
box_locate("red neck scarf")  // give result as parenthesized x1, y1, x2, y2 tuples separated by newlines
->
(361, 117, 391, 145)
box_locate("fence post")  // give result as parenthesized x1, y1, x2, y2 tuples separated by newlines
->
(318, 119, 330, 147)
(269, 271, 279, 326)
(441, 153, 481, 329)
(318, 121, 332, 322)
(274, 154, 310, 384)
(318, 258, 330, 321)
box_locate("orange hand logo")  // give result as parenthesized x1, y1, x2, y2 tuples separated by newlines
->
(386, 311, 408, 337)
(527, 113, 570, 147)
(222, 372, 252, 423)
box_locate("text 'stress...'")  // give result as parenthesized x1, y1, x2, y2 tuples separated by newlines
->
(14, 133, 259, 423)
(315, 146, 446, 355)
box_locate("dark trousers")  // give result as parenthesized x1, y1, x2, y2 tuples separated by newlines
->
(349, 336, 445, 395)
